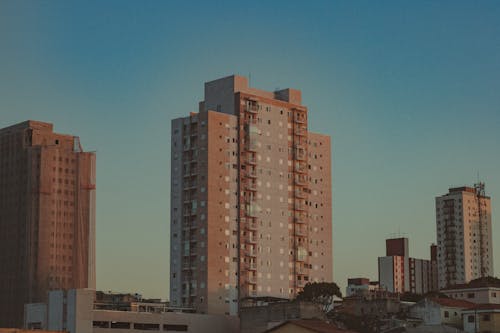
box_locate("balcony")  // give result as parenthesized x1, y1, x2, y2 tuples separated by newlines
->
(246, 183, 257, 192)
(248, 290, 258, 297)
(245, 262, 257, 271)
(295, 151, 307, 161)
(245, 103, 259, 114)
(294, 115, 306, 124)
(246, 169, 257, 178)
(246, 249, 257, 257)
(245, 142, 258, 152)
(246, 156, 257, 165)
(246, 235, 257, 244)
(294, 143, 306, 151)
(295, 176, 307, 186)
(247, 276, 257, 284)
(245, 222, 258, 231)
(295, 228, 307, 237)
(294, 216, 306, 224)
(295, 127, 307, 136)
(294, 163, 307, 173)
(294, 202, 307, 211)
(296, 266, 308, 275)
(297, 280, 307, 288)
(295, 189, 306, 198)
(185, 181, 197, 190)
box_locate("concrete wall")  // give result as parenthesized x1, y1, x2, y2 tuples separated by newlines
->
(409, 299, 442, 325)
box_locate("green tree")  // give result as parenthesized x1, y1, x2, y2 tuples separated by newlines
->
(296, 282, 342, 313)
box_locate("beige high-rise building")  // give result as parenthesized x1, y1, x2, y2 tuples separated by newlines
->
(0, 120, 96, 327)
(170, 75, 332, 315)
(436, 185, 493, 289)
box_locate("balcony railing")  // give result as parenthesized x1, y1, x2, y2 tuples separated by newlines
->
(245, 262, 257, 271)
(294, 216, 306, 224)
(245, 103, 259, 113)
(295, 228, 307, 237)
(245, 222, 258, 231)
(295, 189, 306, 198)
(246, 156, 257, 165)
(245, 249, 257, 257)
(294, 202, 307, 211)
(295, 151, 307, 161)
(295, 128, 307, 136)
(295, 176, 307, 186)
(246, 234, 257, 244)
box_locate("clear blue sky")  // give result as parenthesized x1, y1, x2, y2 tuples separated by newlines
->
(1, 1, 500, 299)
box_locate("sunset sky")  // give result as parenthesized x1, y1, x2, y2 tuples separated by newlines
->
(1, 1, 500, 298)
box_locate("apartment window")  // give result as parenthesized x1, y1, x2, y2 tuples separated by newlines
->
(134, 323, 159, 331)
(110, 322, 130, 329)
(163, 324, 188, 331)
(93, 321, 109, 328)
(467, 315, 475, 323)
(467, 293, 475, 299)
(444, 311, 449, 318)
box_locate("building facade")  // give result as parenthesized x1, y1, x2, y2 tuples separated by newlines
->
(0, 121, 96, 327)
(24, 289, 239, 333)
(345, 278, 380, 297)
(170, 75, 332, 315)
(378, 238, 437, 294)
(436, 185, 494, 289)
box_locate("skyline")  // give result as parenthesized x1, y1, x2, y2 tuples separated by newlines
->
(1, 1, 500, 299)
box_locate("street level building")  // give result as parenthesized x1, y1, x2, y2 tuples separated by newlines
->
(24, 289, 238, 333)
(170, 75, 332, 315)
(436, 185, 494, 289)
(0, 121, 96, 327)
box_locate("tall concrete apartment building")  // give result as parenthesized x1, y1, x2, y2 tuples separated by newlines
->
(170, 75, 332, 315)
(378, 238, 438, 294)
(436, 185, 493, 289)
(0, 121, 96, 327)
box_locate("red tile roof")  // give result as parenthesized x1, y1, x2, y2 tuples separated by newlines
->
(265, 319, 357, 333)
(465, 303, 500, 311)
(430, 297, 476, 309)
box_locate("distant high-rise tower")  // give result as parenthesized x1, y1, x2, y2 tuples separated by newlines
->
(435, 185, 494, 289)
(170, 75, 332, 315)
(0, 121, 96, 327)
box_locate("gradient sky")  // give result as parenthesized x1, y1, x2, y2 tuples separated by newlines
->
(1, 1, 500, 299)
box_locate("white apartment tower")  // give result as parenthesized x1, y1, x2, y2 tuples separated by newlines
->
(436, 184, 493, 289)
(170, 75, 333, 315)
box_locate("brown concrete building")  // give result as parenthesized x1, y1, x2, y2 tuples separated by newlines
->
(0, 120, 96, 327)
(170, 75, 333, 315)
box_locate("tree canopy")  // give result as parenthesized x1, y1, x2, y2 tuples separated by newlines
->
(296, 282, 342, 313)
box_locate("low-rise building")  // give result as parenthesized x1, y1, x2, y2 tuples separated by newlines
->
(346, 278, 379, 297)
(341, 290, 401, 317)
(239, 297, 325, 333)
(408, 298, 475, 328)
(24, 289, 239, 333)
(462, 304, 500, 333)
(442, 277, 500, 305)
